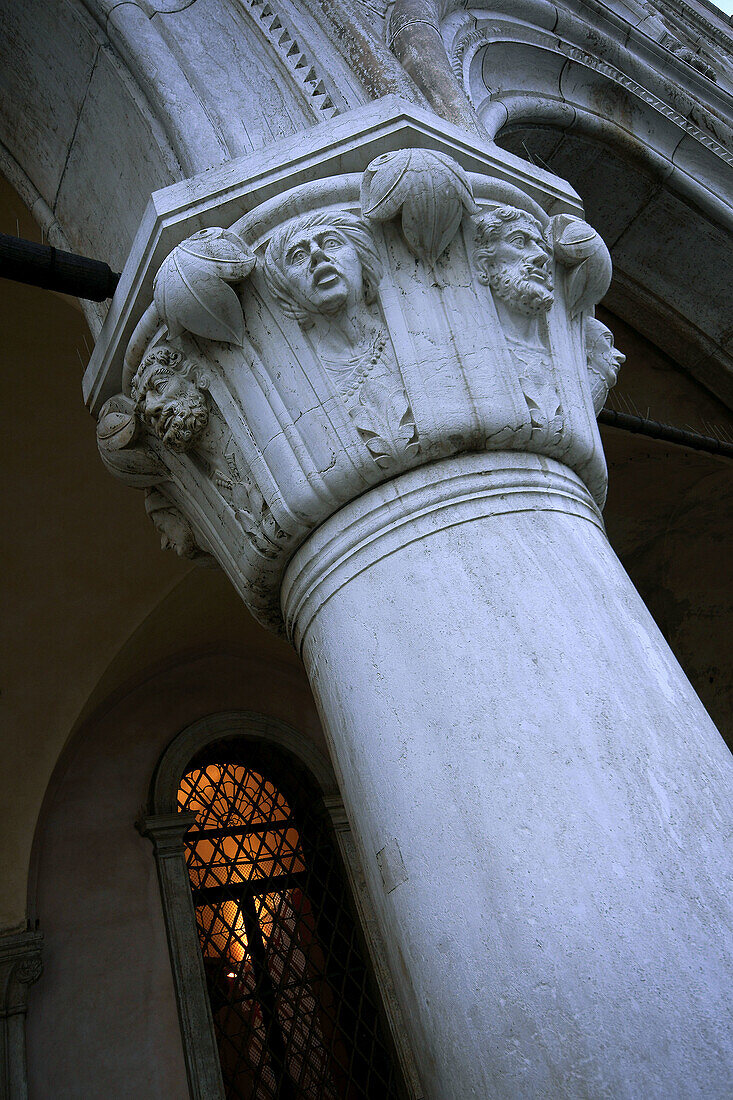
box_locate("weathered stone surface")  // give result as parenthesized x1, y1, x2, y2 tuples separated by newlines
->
(0, 929, 43, 1100)
(88, 101, 613, 630)
(282, 450, 733, 1099)
(86, 99, 733, 1097)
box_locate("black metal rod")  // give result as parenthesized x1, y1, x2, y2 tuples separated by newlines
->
(193, 872, 306, 902)
(599, 407, 733, 459)
(1, 235, 731, 462)
(0, 232, 120, 301)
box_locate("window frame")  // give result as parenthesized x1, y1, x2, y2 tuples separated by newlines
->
(140, 711, 421, 1100)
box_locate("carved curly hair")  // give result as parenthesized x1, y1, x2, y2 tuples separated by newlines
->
(473, 204, 550, 260)
(130, 345, 199, 407)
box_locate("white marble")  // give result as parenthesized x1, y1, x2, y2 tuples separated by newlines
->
(283, 451, 733, 1099)
(90, 105, 611, 629)
(87, 102, 733, 1097)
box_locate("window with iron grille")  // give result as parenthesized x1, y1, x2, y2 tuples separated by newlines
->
(177, 738, 404, 1099)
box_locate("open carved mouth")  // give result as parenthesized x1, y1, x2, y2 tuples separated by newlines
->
(526, 266, 552, 288)
(312, 264, 341, 288)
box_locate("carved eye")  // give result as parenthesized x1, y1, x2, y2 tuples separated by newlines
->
(288, 247, 309, 266)
(322, 235, 342, 250)
(508, 233, 526, 247)
(150, 369, 174, 390)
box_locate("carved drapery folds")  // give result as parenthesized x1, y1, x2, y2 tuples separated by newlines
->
(98, 148, 622, 632)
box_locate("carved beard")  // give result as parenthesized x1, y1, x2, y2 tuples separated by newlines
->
(150, 391, 209, 451)
(489, 260, 554, 315)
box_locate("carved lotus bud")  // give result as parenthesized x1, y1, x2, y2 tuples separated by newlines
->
(361, 149, 476, 266)
(550, 214, 612, 318)
(96, 397, 138, 451)
(153, 227, 256, 345)
(97, 395, 164, 486)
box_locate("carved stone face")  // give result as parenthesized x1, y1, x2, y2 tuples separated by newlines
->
(264, 212, 383, 326)
(280, 228, 364, 316)
(133, 351, 208, 452)
(586, 319, 625, 381)
(154, 508, 197, 556)
(475, 208, 554, 315)
(145, 489, 199, 557)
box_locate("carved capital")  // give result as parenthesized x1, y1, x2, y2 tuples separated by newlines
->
(0, 930, 43, 1019)
(87, 105, 622, 635)
(138, 811, 198, 858)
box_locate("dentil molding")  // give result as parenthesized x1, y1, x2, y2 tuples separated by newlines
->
(86, 99, 623, 634)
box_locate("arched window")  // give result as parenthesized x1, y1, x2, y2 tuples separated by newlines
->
(143, 714, 411, 1100)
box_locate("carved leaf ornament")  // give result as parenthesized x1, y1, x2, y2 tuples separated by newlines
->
(361, 149, 477, 266)
(351, 379, 419, 469)
(550, 215, 612, 319)
(153, 228, 255, 345)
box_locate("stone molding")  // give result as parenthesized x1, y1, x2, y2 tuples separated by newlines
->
(150, 711, 340, 812)
(0, 929, 43, 1100)
(441, 4, 733, 219)
(281, 451, 605, 650)
(138, 812, 226, 1100)
(238, 0, 342, 121)
(88, 102, 619, 634)
(384, 1, 733, 172)
(144, 712, 422, 1099)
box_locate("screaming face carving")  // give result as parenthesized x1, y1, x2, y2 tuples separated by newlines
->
(263, 211, 383, 326)
(281, 228, 364, 316)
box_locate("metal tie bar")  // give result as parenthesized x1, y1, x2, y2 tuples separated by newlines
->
(0, 232, 120, 301)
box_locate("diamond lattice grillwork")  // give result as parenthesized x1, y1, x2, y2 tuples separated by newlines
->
(178, 744, 402, 1099)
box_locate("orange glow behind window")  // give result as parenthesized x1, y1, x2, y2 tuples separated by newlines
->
(178, 764, 306, 960)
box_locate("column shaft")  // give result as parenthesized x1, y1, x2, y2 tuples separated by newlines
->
(283, 452, 733, 1100)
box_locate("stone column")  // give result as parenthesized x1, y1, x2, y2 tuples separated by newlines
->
(0, 930, 43, 1100)
(138, 813, 224, 1100)
(283, 451, 733, 1098)
(86, 103, 733, 1098)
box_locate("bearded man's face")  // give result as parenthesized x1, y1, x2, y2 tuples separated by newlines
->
(479, 217, 554, 315)
(141, 368, 208, 451)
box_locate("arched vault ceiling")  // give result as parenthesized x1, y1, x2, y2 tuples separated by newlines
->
(0, 0, 418, 316)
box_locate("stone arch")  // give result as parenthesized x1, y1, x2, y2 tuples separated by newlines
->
(439, 2, 733, 407)
(0, 0, 384, 313)
(150, 710, 340, 814)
